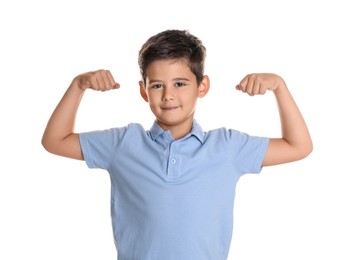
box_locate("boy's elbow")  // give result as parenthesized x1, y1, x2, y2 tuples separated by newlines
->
(307, 140, 314, 155)
(41, 133, 60, 155)
(297, 140, 313, 160)
(41, 133, 83, 160)
(41, 135, 55, 154)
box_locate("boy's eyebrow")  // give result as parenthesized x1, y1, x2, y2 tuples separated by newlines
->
(148, 79, 163, 84)
(172, 77, 190, 81)
(148, 78, 191, 84)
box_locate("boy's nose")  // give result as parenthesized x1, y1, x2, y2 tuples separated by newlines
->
(162, 87, 174, 101)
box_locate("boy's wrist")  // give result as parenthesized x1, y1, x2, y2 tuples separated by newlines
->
(71, 77, 87, 92)
(273, 76, 287, 95)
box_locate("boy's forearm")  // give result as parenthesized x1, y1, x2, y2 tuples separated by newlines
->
(273, 81, 313, 157)
(41, 80, 85, 153)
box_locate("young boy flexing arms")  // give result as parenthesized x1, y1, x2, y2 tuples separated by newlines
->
(42, 30, 312, 259)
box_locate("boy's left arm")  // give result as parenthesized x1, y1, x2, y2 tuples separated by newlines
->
(236, 73, 313, 166)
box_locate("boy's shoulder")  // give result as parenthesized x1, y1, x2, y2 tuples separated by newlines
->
(205, 126, 241, 137)
(204, 126, 268, 144)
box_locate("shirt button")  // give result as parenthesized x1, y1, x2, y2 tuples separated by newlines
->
(170, 159, 176, 164)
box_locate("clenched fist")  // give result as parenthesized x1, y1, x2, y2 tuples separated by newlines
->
(236, 73, 285, 96)
(74, 69, 120, 91)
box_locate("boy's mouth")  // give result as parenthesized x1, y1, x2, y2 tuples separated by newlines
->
(161, 105, 180, 111)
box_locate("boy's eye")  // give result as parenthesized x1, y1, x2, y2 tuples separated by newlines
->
(175, 82, 185, 87)
(151, 84, 163, 89)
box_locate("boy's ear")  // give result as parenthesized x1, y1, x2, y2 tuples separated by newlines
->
(198, 75, 210, 98)
(139, 81, 148, 102)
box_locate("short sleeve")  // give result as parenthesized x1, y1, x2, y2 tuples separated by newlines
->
(79, 126, 127, 170)
(227, 129, 269, 174)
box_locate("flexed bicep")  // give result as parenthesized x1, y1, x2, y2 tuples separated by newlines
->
(42, 69, 121, 160)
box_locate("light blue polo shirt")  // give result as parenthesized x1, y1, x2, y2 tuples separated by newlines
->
(79, 120, 269, 260)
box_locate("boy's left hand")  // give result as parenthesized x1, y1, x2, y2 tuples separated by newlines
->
(236, 73, 284, 96)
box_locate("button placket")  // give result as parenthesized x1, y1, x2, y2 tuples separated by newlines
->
(167, 142, 180, 179)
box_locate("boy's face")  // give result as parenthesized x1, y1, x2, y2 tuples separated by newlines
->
(139, 59, 209, 132)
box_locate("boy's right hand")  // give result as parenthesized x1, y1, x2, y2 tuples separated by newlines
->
(74, 69, 120, 91)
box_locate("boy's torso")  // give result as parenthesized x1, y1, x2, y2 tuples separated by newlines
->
(79, 121, 268, 259)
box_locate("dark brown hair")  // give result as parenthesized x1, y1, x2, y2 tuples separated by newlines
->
(138, 29, 206, 84)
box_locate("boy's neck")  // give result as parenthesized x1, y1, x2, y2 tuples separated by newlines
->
(156, 119, 193, 140)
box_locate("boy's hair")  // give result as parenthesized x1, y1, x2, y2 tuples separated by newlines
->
(138, 29, 207, 85)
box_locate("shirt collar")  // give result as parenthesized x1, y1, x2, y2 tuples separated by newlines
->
(149, 120, 204, 144)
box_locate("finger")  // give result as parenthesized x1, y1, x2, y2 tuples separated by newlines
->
(105, 70, 120, 89)
(245, 76, 255, 95)
(259, 85, 267, 95)
(237, 75, 249, 92)
(99, 70, 111, 91)
(87, 75, 100, 90)
(96, 70, 119, 91)
(91, 70, 111, 91)
(251, 80, 261, 96)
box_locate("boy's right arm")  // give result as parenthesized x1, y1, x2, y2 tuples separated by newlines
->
(41, 70, 119, 160)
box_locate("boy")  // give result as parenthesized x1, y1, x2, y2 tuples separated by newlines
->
(42, 29, 312, 259)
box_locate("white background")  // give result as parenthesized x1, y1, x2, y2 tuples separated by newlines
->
(1, 0, 348, 259)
